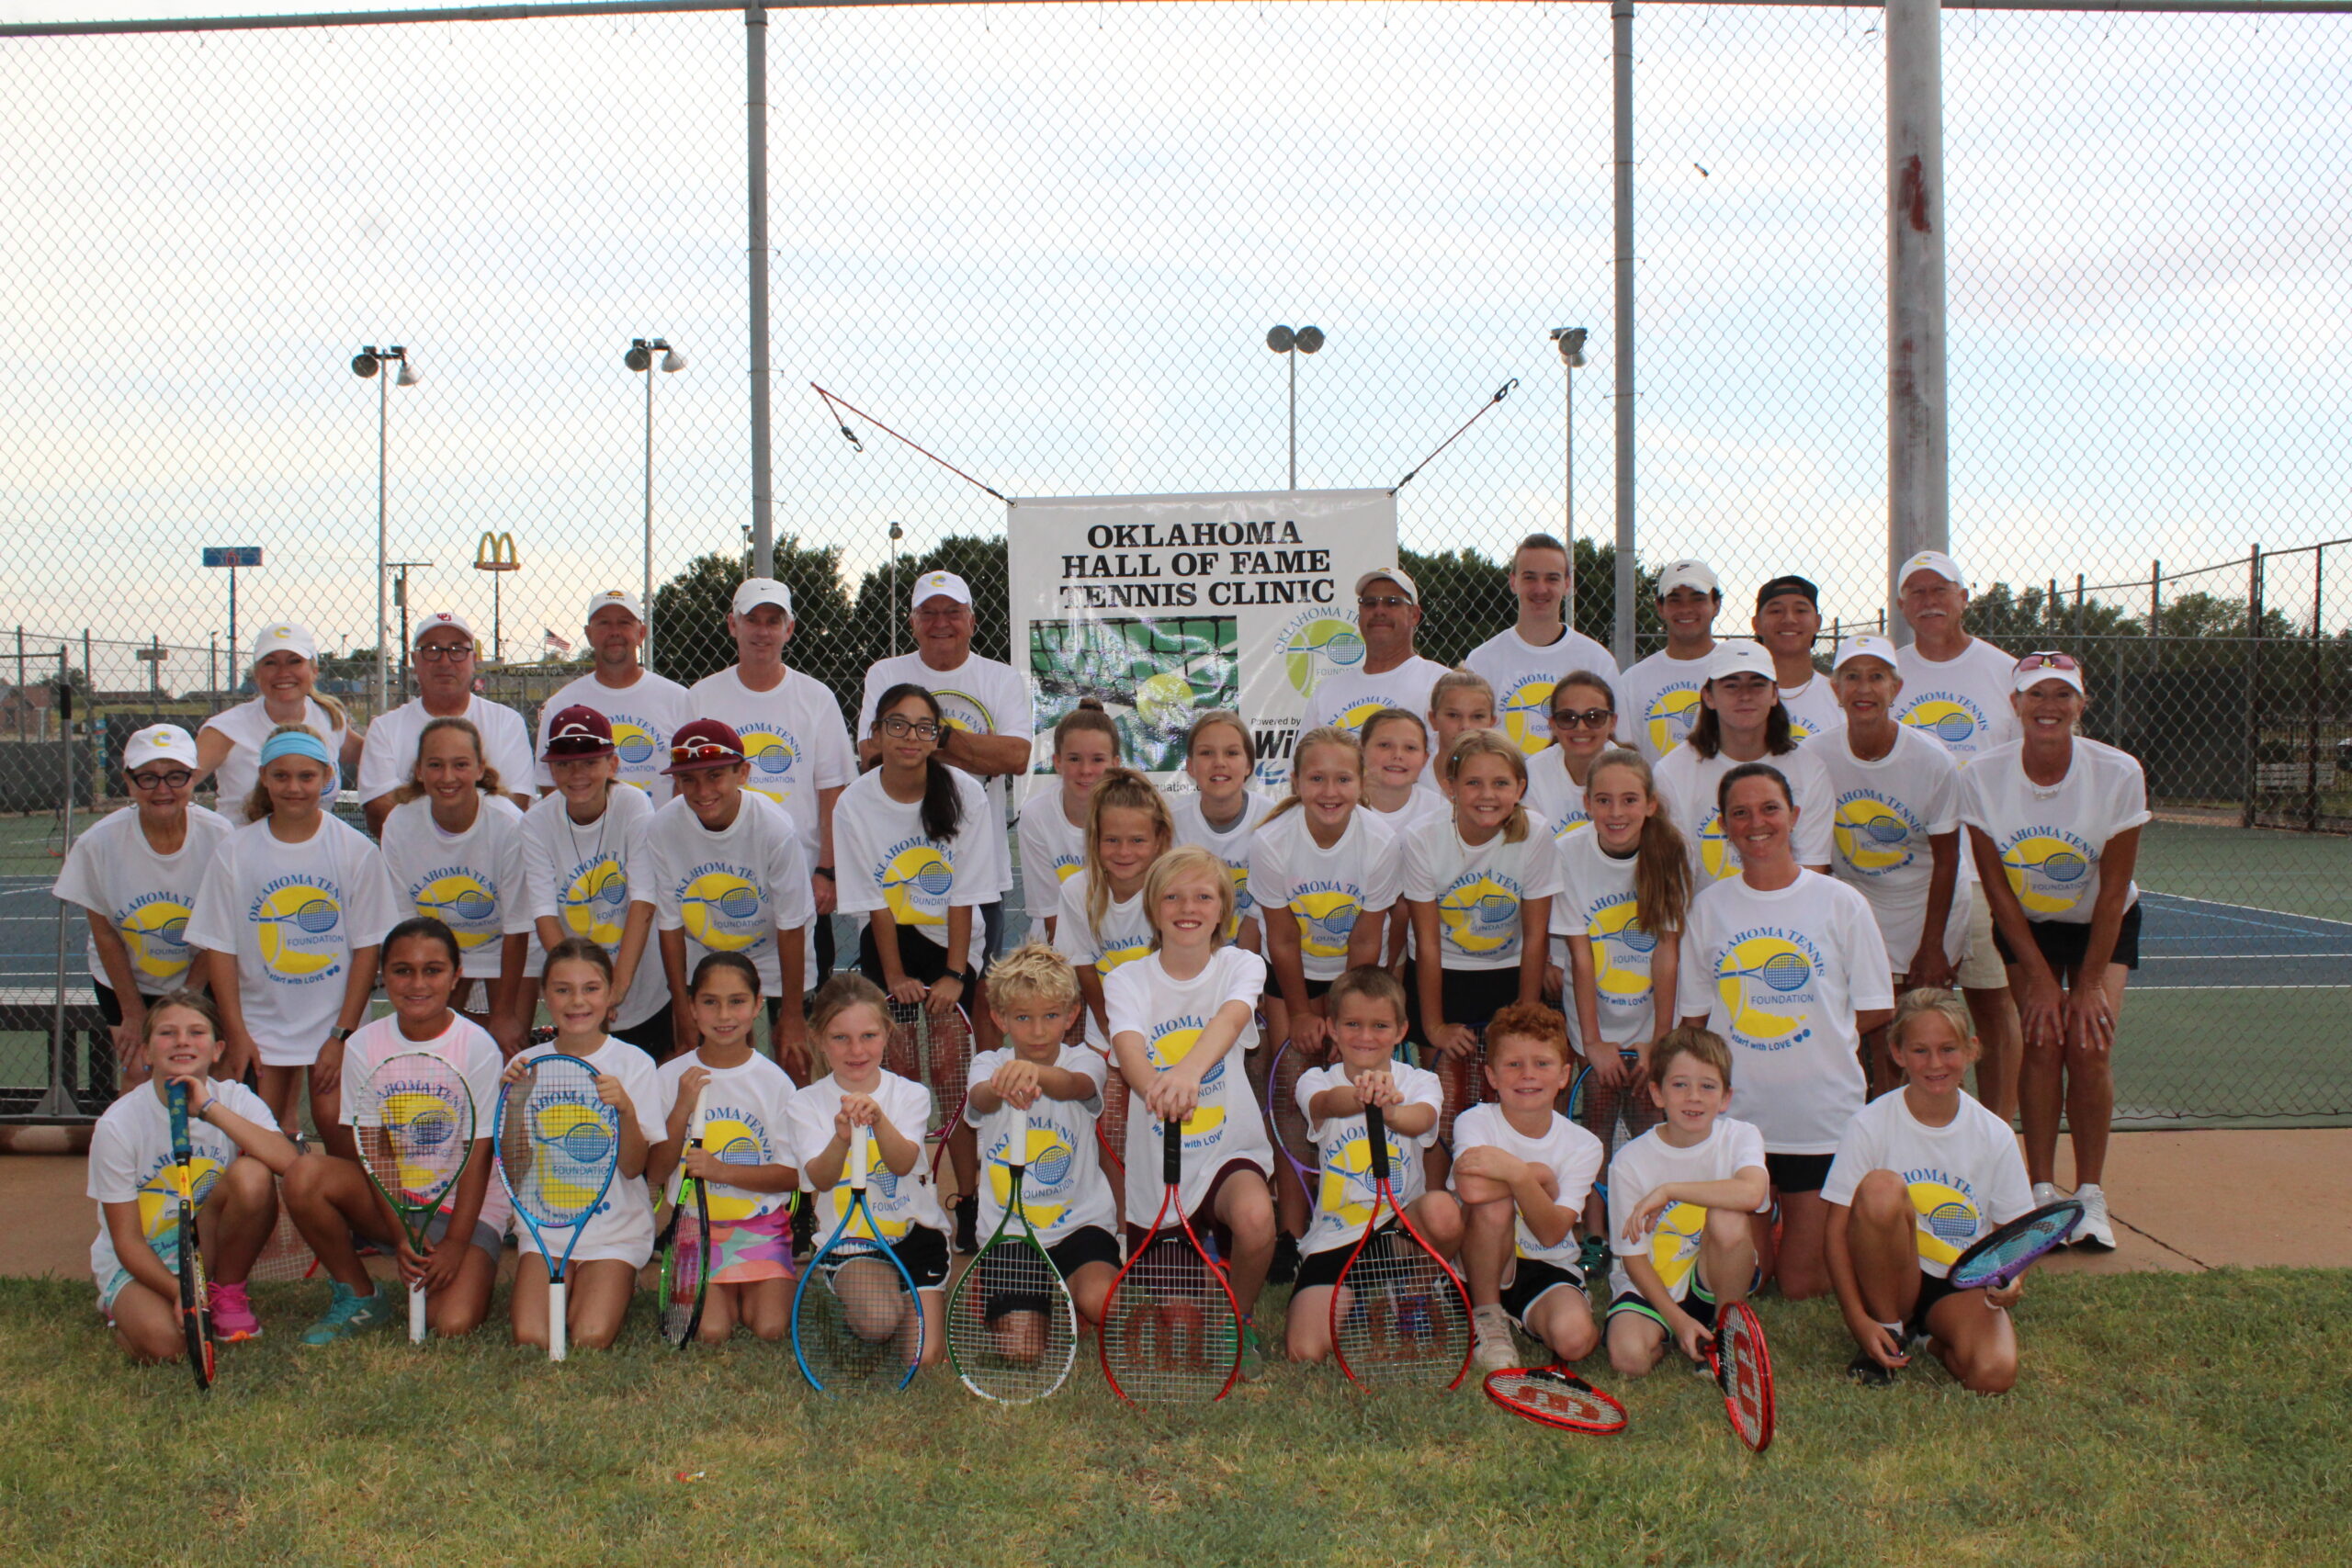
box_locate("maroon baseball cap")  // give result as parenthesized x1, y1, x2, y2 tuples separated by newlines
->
(542, 705, 615, 759)
(662, 718, 748, 774)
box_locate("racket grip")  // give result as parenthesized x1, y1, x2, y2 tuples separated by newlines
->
(408, 1283, 427, 1344)
(1162, 1113, 1182, 1186)
(549, 1279, 567, 1363)
(1363, 1101, 1389, 1182)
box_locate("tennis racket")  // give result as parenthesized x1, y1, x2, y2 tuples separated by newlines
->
(1095, 1052, 1128, 1189)
(164, 1083, 215, 1392)
(1100, 1116, 1243, 1404)
(947, 1118, 1078, 1404)
(1483, 1366, 1626, 1435)
(1329, 1103, 1473, 1391)
(1704, 1300, 1776, 1453)
(653, 1085, 712, 1349)
(260, 899, 341, 935)
(1264, 1039, 1321, 1182)
(352, 1050, 477, 1344)
(1720, 953, 1815, 992)
(1430, 1024, 1493, 1146)
(792, 1123, 924, 1393)
(886, 998, 975, 1179)
(495, 1053, 623, 1363)
(1946, 1200, 2085, 1292)
(1566, 1048, 1645, 1203)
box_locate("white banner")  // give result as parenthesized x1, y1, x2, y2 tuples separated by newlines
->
(1006, 489, 1399, 795)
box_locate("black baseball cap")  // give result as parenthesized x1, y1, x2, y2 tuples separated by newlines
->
(1754, 574, 1820, 611)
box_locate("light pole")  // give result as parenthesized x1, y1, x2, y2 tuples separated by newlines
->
(352, 344, 418, 716)
(1549, 327, 1589, 630)
(888, 520, 904, 659)
(1265, 324, 1325, 491)
(387, 558, 434, 695)
(626, 337, 686, 672)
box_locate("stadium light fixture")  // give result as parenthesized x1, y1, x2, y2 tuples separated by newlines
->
(1266, 323, 1325, 491)
(628, 337, 684, 671)
(352, 344, 418, 714)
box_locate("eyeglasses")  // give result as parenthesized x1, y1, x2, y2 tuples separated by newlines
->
(669, 741, 741, 766)
(1549, 707, 1615, 731)
(1357, 595, 1411, 611)
(2016, 652, 2082, 674)
(414, 642, 475, 662)
(130, 769, 193, 790)
(881, 716, 943, 740)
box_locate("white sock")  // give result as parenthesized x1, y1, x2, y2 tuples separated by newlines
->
(1877, 1320, 1905, 1341)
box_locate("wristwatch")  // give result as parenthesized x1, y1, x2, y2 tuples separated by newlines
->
(942, 966, 969, 987)
(329, 1026, 354, 1043)
(813, 866, 836, 882)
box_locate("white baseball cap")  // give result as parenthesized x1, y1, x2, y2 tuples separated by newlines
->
(1706, 640, 1775, 682)
(910, 570, 972, 608)
(2012, 651, 2086, 694)
(584, 588, 645, 625)
(1354, 567, 1420, 604)
(1657, 558, 1721, 599)
(732, 578, 795, 617)
(1899, 550, 1968, 592)
(413, 611, 475, 645)
(251, 623, 317, 661)
(123, 723, 198, 772)
(1832, 633, 1902, 672)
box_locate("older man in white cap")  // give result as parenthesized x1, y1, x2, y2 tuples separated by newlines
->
(1313, 567, 1451, 733)
(356, 611, 537, 833)
(534, 589, 698, 803)
(1620, 558, 1724, 761)
(690, 578, 854, 978)
(1894, 548, 2025, 1116)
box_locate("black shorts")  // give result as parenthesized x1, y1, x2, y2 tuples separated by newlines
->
(1607, 1277, 1721, 1333)
(1302, 976, 1333, 1004)
(1405, 959, 1521, 1047)
(1993, 899, 2143, 972)
(1290, 1237, 1359, 1295)
(890, 1226, 952, 1292)
(1500, 1257, 1587, 1326)
(1765, 1152, 1835, 1195)
(978, 1224, 1120, 1323)
(1906, 1267, 1966, 1342)
(857, 923, 955, 988)
(609, 1003, 673, 1061)
(1124, 1156, 1268, 1259)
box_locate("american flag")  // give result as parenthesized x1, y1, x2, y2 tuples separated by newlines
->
(543, 628, 572, 653)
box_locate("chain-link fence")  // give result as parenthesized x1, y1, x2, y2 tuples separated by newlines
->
(4, 2, 2347, 1123)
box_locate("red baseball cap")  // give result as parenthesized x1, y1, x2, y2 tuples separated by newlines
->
(542, 705, 615, 759)
(662, 718, 748, 774)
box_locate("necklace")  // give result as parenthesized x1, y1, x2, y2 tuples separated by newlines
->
(562, 797, 611, 870)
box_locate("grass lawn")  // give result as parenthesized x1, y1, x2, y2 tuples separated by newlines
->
(3, 1269, 2347, 1566)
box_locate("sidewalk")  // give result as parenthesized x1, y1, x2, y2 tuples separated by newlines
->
(5, 1128, 2346, 1280)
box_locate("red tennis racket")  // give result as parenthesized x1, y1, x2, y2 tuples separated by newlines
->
(1099, 1116, 1241, 1405)
(1329, 1102, 1473, 1391)
(1483, 1366, 1627, 1434)
(1704, 1300, 1776, 1452)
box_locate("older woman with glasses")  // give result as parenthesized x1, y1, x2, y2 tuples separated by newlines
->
(1958, 652, 2149, 1252)
(52, 725, 235, 1076)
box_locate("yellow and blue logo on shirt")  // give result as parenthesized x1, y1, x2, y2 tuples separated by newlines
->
(1292, 886, 1363, 960)
(413, 871, 500, 950)
(1331, 696, 1402, 734)
(879, 839, 954, 928)
(1096, 935, 1152, 977)
(1897, 696, 1984, 750)
(1437, 873, 1522, 958)
(739, 726, 799, 802)
(253, 880, 345, 979)
(560, 857, 629, 946)
(137, 1154, 221, 1258)
(987, 1124, 1076, 1231)
(1907, 1173, 1982, 1267)
(700, 1108, 770, 1224)
(1713, 932, 1820, 1049)
(1587, 895, 1656, 1000)
(1695, 808, 1737, 881)
(680, 869, 764, 952)
(1147, 1018, 1225, 1137)
(1644, 685, 1703, 756)
(1317, 1122, 1400, 1235)
(1280, 613, 1365, 698)
(1833, 793, 1921, 876)
(609, 720, 660, 769)
(1647, 1199, 1710, 1292)
(1496, 675, 1555, 755)
(1997, 829, 2098, 916)
(119, 897, 198, 983)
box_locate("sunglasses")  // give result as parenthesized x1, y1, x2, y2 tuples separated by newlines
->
(670, 741, 742, 766)
(2016, 652, 2082, 674)
(1549, 707, 1616, 731)
(1357, 594, 1412, 611)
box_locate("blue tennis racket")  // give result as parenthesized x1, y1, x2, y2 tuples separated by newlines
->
(1860, 812, 1910, 845)
(2038, 850, 2090, 884)
(259, 899, 341, 935)
(1720, 952, 1815, 993)
(1600, 926, 1659, 957)
(420, 890, 497, 923)
(154, 916, 191, 948)
(750, 740, 793, 776)
(1301, 901, 1362, 946)
(495, 1053, 622, 1363)
(1929, 711, 1974, 743)
(1947, 1200, 2085, 1292)
(792, 1124, 924, 1394)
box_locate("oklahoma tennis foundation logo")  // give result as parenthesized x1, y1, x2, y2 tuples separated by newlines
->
(1713, 930, 1823, 1050)
(1277, 610, 1365, 699)
(1316, 1122, 1399, 1237)
(1291, 883, 1363, 961)
(560, 855, 629, 946)
(1438, 872, 1522, 959)
(1644, 685, 1704, 756)
(138, 1153, 221, 1255)
(1587, 895, 1657, 1002)
(739, 726, 800, 802)
(925, 689, 995, 739)
(825, 1168, 910, 1240)
(607, 717, 662, 770)
(1833, 792, 1923, 876)
(1905, 1169, 1983, 1266)
(677, 865, 764, 951)
(1095, 932, 1153, 978)
(1695, 808, 1738, 881)
(1997, 829, 2098, 915)
(878, 838, 954, 927)
(528, 1089, 617, 1213)
(1647, 1199, 1710, 1291)
(120, 894, 197, 982)
(701, 1105, 773, 1223)
(251, 878, 344, 980)
(1898, 694, 1986, 750)
(1495, 674, 1555, 754)
(1227, 862, 1256, 919)
(1147, 1018, 1227, 1137)
(412, 870, 501, 949)
(988, 1125, 1076, 1229)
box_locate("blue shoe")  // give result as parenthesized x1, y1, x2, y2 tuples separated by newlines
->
(299, 1280, 397, 1347)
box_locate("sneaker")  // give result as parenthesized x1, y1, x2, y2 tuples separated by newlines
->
(1847, 1352, 1897, 1388)
(790, 1201, 817, 1262)
(1578, 1234, 1609, 1280)
(2031, 1180, 2062, 1210)
(299, 1280, 397, 1347)
(1267, 1233, 1300, 1287)
(1471, 1303, 1517, 1372)
(209, 1280, 261, 1342)
(2074, 1183, 2116, 1250)
(951, 1197, 978, 1256)
(1237, 1321, 1268, 1381)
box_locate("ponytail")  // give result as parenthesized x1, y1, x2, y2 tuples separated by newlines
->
(1588, 749, 1692, 939)
(873, 683, 966, 844)
(1053, 696, 1124, 760)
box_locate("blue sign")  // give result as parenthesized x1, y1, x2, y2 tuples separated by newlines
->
(202, 547, 263, 568)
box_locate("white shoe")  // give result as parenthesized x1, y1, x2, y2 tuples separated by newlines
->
(2031, 1180, 2062, 1210)
(1471, 1304, 1517, 1371)
(2074, 1184, 2116, 1250)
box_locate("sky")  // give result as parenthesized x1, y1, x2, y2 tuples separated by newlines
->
(2, 0, 2346, 694)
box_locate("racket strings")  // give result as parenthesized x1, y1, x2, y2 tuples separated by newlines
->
(356, 1062, 472, 1208)
(659, 1204, 708, 1346)
(1331, 1226, 1472, 1387)
(800, 1240, 922, 1391)
(1104, 1235, 1237, 1403)
(1267, 1044, 1318, 1178)
(500, 1061, 619, 1228)
(948, 1235, 1076, 1403)
(1950, 1204, 2081, 1290)
(1485, 1368, 1624, 1432)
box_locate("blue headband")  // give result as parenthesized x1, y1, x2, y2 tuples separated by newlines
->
(257, 729, 333, 770)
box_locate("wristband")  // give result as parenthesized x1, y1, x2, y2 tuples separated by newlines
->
(329, 1027, 353, 1043)
(813, 866, 836, 882)
(942, 967, 969, 987)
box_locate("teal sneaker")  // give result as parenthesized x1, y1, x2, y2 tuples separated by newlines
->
(1578, 1234, 1610, 1280)
(299, 1280, 397, 1347)
(1237, 1320, 1268, 1381)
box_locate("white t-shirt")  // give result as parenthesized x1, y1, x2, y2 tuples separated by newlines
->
(1464, 626, 1623, 755)
(1295, 1059, 1442, 1258)
(1957, 739, 2149, 926)
(962, 1044, 1115, 1246)
(1676, 874, 1895, 1155)
(644, 791, 815, 996)
(1619, 648, 1715, 762)
(1815, 724, 1972, 969)
(1603, 1115, 1770, 1302)
(1895, 637, 2023, 766)
(1015, 789, 1089, 924)
(859, 650, 1033, 892)
(518, 785, 666, 1030)
(1366, 788, 1448, 840)
(1653, 739, 1838, 883)
(831, 768, 1000, 974)
(510, 1035, 663, 1267)
(1821, 1090, 2035, 1279)
(1776, 672, 1842, 743)
(86, 1077, 276, 1287)
(182, 816, 400, 1065)
(1522, 748, 1593, 843)
(1401, 820, 1564, 974)
(379, 795, 534, 983)
(1446, 1103, 1603, 1271)
(654, 1049, 800, 1224)
(1168, 788, 1277, 934)
(1103, 946, 1272, 1222)
(1553, 830, 1670, 1052)
(1249, 807, 1403, 983)
(356, 696, 536, 807)
(1315, 654, 1452, 735)
(200, 697, 349, 811)
(53, 805, 234, 996)
(1053, 870, 1157, 1051)
(785, 1071, 950, 1244)
(530, 670, 699, 802)
(337, 1013, 512, 1235)
(685, 665, 855, 863)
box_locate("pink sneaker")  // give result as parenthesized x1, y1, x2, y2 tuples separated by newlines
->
(209, 1280, 261, 1342)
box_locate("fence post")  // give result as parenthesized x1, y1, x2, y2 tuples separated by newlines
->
(1610, 0, 1638, 671)
(2311, 543, 2325, 832)
(2149, 559, 2161, 637)
(2244, 545, 2263, 829)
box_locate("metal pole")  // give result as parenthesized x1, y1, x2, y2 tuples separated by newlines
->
(2245, 545, 2263, 828)
(374, 367, 390, 716)
(14, 627, 23, 740)
(1563, 359, 1577, 632)
(36, 654, 75, 1118)
(1286, 345, 1297, 491)
(643, 361, 656, 672)
(397, 568, 412, 694)
(210, 635, 219, 697)
(1886, 0, 1949, 643)
(2309, 544, 2324, 830)
(1611, 0, 1638, 668)
(2150, 558, 2161, 636)
(746, 2, 775, 582)
(228, 561, 240, 672)
(2074, 572, 2086, 639)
